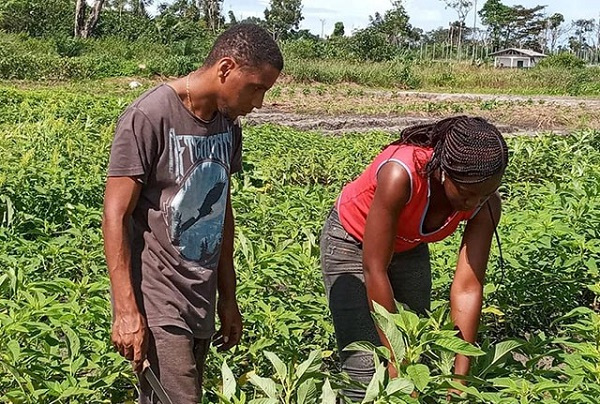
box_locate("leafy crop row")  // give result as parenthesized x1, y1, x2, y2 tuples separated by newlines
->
(0, 86, 599, 402)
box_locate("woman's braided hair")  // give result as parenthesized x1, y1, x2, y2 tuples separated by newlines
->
(389, 116, 509, 184)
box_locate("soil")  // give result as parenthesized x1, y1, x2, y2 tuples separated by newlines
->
(244, 88, 600, 135)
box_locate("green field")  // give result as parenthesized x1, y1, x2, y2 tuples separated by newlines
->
(1, 83, 600, 403)
(2, 33, 600, 97)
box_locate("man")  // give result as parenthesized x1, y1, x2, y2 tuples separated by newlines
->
(102, 24, 283, 403)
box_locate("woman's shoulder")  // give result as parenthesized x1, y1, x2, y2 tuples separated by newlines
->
(384, 143, 432, 156)
(380, 144, 432, 172)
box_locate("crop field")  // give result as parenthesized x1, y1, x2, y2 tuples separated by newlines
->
(1, 82, 600, 403)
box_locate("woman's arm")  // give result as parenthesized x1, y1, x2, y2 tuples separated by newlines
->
(451, 191, 502, 377)
(363, 162, 411, 352)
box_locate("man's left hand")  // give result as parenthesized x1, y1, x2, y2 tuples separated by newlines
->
(213, 298, 242, 351)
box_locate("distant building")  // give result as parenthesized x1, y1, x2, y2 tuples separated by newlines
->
(489, 48, 547, 68)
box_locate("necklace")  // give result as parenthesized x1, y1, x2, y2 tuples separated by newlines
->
(185, 74, 196, 116)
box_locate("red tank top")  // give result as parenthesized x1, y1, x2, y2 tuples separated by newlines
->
(337, 144, 477, 252)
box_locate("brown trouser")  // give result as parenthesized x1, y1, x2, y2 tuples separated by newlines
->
(139, 325, 210, 404)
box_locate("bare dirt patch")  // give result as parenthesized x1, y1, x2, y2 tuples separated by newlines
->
(246, 109, 527, 135)
(244, 84, 599, 135)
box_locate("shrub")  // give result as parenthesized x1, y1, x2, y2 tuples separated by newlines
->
(537, 52, 586, 69)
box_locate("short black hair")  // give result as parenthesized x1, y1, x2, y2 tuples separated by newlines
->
(203, 24, 284, 71)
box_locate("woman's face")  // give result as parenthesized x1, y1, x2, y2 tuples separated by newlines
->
(443, 172, 502, 211)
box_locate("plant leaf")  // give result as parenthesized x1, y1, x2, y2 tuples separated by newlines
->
(362, 361, 386, 403)
(248, 372, 279, 399)
(406, 364, 430, 392)
(373, 302, 406, 364)
(61, 325, 80, 359)
(433, 338, 485, 356)
(221, 360, 237, 399)
(344, 341, 391, 361)
(264, 351, 288, 384)
(320, 378, 336, 404)
(296, 350, 320, 382)
(480, 340, 525, 377)
(297, 379, 317, 404)
(385, 377, 414, 396)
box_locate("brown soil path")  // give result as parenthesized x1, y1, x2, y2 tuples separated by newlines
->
(245, 85, 600, 135)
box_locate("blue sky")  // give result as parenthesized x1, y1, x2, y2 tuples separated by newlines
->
(222, 0, 597, 37)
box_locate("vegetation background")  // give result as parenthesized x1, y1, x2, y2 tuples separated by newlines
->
(0, 0, 599, 403)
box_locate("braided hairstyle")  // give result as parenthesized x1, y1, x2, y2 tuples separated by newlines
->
(389, 116, 509, 184)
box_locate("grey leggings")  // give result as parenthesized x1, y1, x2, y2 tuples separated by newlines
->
(320, 207, 431, 401)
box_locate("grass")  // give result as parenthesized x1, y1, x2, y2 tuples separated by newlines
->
(284, 58, 600, 96)
(415, 61, 600, 96)
(2, 77, 598, 132)
(2, 32, 600, 97)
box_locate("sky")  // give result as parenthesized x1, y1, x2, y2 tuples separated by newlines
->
(222, 0, 597, 37)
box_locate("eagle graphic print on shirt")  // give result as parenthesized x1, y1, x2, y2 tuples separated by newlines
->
(165, 127, 233, 268)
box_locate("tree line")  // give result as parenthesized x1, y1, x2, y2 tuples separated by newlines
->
(0, 0, 598, 62)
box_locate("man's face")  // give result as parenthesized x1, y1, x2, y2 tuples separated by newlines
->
(218, 61, 280, 120)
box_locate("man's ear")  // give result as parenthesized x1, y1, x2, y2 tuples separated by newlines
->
(217, 57, 236, 80)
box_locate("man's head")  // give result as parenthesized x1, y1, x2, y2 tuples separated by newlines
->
(203, 24, 283, 120)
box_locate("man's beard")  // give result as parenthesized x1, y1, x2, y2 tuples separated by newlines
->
(219, 105, 235, 121)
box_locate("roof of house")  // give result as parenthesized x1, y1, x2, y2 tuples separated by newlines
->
(489, 48, 547, 57)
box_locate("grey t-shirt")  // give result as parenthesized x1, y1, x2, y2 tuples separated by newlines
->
(108, 84, 242, 338)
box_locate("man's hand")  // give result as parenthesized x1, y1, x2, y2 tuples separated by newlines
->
(213, 298, 242, 351)
(112, 310, 148, 373)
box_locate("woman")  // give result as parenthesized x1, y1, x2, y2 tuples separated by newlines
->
(320, 116, 509, 400)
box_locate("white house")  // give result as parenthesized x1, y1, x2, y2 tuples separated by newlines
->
(489, 48, 547, 68)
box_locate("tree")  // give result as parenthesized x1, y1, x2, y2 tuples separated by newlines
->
(132, 0, 153, 17)
(368, 0, 412, 46)
(511, 5, 547, 50)
(350, 27, 397, 61)
(479, 0, 547, 50)
(479, 0, 513, 49)
(96, 0, 155, 39)
(75, 0, 107, 38)
(157, 0, 201, 20)
(332, 21, 345, 37)
(154, 0, 202, 43)
(423, 27, 451, 44)
(264, 0, 304, 40)
(0, 0, 74, 37)
(441, 0, 473, 54)
(202, 0, 224, 33)
(228, 10, 237, 25)
(546, 13, 565, 52)
(573, 19, 597, 49)
(238, 16, 266, 26)
(106, 0, 151, 16)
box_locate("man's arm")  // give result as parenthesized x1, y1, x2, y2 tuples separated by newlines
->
(102, 176, 147, 372)
(451, 192, 502, 377)
(213, 186, 242, 351)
